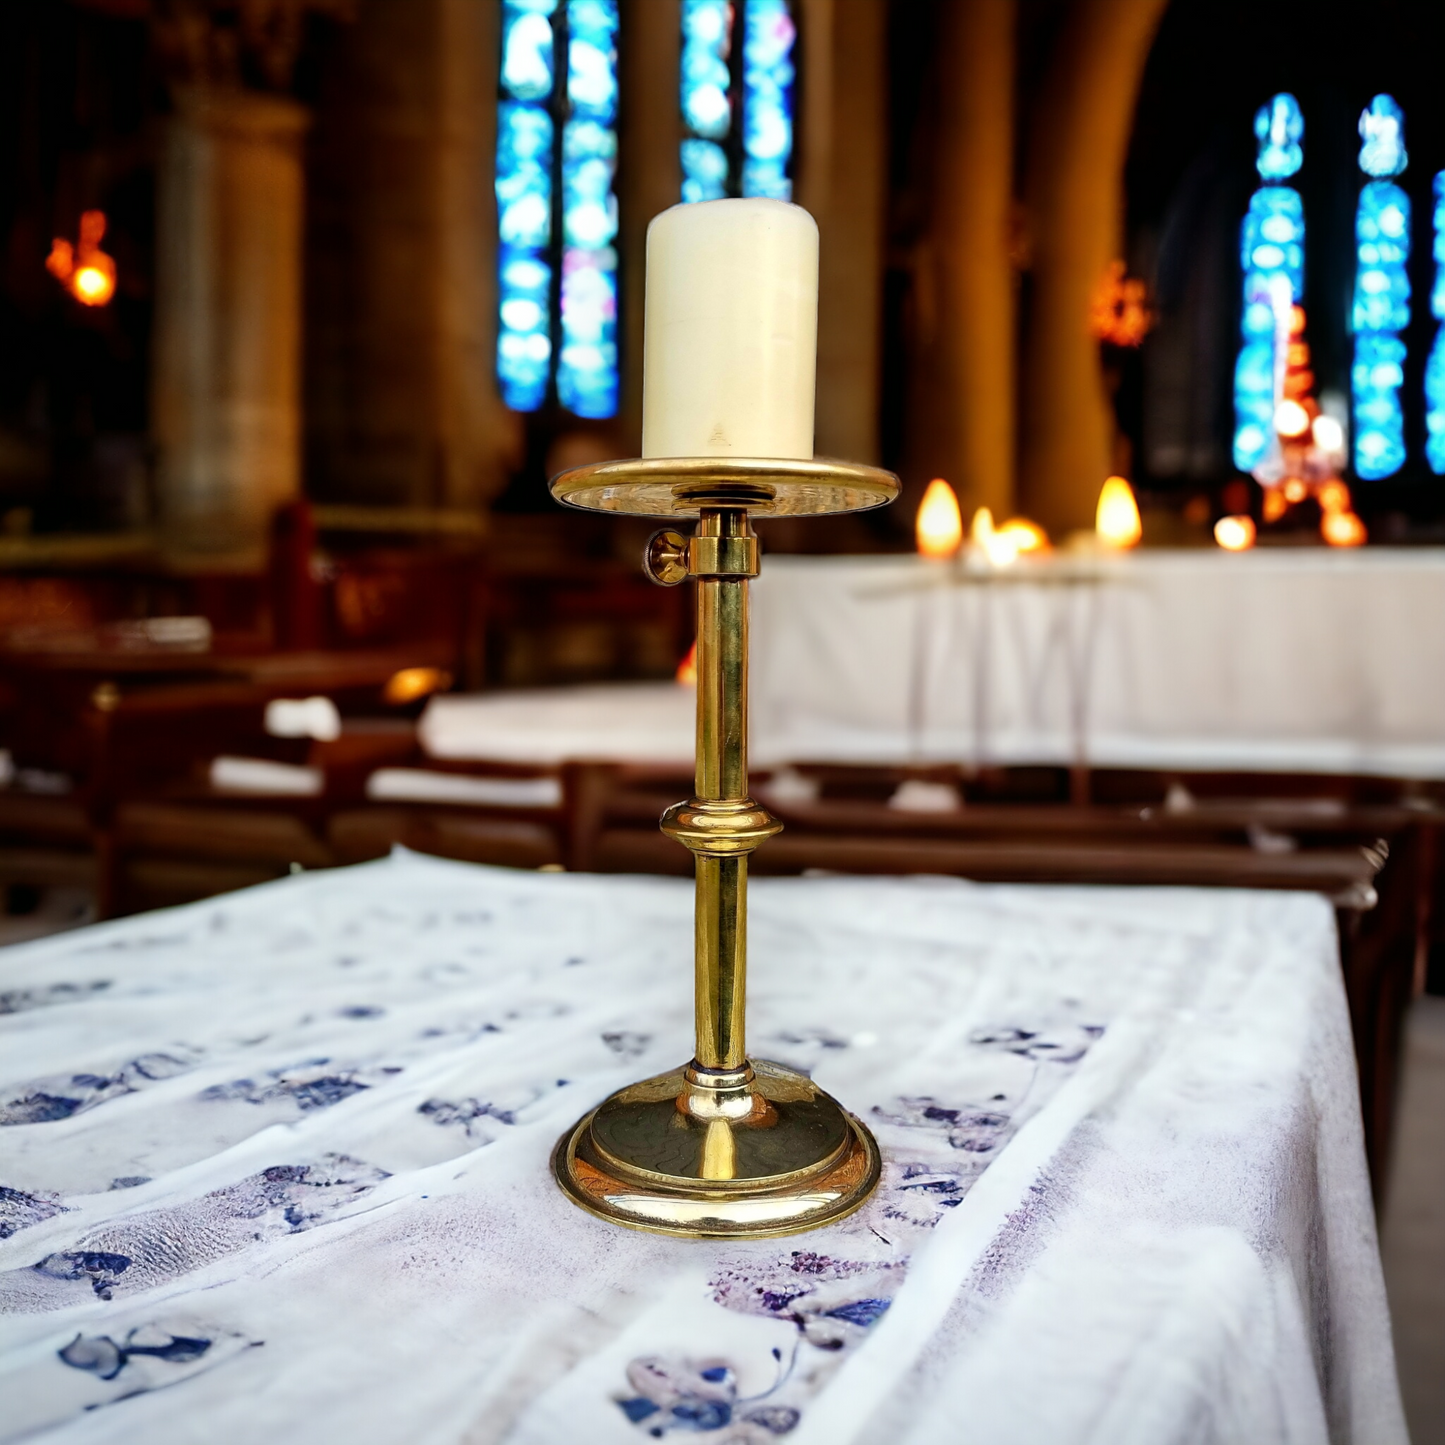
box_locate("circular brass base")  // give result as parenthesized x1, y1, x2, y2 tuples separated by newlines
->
(552, 1059, 881, 1239)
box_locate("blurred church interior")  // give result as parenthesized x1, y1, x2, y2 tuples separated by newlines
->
(1, 2, 1444, 1430)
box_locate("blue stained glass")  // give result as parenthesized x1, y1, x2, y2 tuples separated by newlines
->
(681, 0, 734, 202)
(557, 0, 619, 418)
(681, 138, 729, 202)
(500, 0, 557, 100)
(1233, 102, 1305, 475)
(496, 0, 558, 412)
(741, 0, 795, 199)
(1359, 94, 1408, 179)
(1428, 172, 1445, 474)
(1351, 96, 1410, 479)
(1254, 93, 1303, 181)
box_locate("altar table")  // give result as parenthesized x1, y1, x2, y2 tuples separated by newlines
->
(750, 548, 1445, 777)
(0, 852, 1405, 1443)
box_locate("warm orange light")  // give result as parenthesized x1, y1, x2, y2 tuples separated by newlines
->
(1096, 476, 1142, 549)
(72, 265, 114, 305)
(45, 239, 74, 283)
(675, 640, 697, 685)
(1274, 399, 1311, 438)
(1281, 478, 1307, 504)
(997, 517, 1050, 554)
(1214, 514, 1257, 551)
(1316, 479, 1351, 515)
(1321, 510, 1367, 548)
(1262, 489, 1288, 522)
(1090, 260, 1154, 347)
(917, 478, 964, 559)
(45, 210, 116, 307)
(383, 665, 453, 706)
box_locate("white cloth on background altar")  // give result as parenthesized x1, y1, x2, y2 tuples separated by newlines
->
(748, 548, 1445, 776)
(420, 683, 693, 766)
(0, 852, 1405, 1443)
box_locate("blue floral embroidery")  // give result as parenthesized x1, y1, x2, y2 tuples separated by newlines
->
(59, 1329, 211, 1380)
(0, 980, 110, 1014)
(199, 1060, 394, 1111)
(0, 1184, 69, 1238)
(616, 1351, 800, 1437)
(1, 1052, 199, 1126)
(33, 1251, 132, 1300)
(1, 1156, 388, 1310)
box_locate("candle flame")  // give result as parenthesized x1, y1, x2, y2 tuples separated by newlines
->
(917, 479, 963, 558)
(1214, 514, 1257, 551)
(997, 517, 1050, 554)
(676, 640, 697, 685)
(1321, 509, 1367, 548)
(1096, 477, 1142, 549)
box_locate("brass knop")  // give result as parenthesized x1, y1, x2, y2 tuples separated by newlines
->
(659, 796, 783, 855)
(642, 529, 690, 586)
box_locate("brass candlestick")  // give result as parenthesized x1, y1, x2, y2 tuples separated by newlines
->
(549, 456, 897, 1238)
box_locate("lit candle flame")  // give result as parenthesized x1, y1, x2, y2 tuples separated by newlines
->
(1321, 510, 1367, 548)
(1096, 477, 1142, 549)
(1214, 515, 1257, 551)
(916, 479, 963, 558)
(997, 517, 1049, 555)
(676, 640, 697, 685)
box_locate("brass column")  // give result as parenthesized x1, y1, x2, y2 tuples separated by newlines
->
(549, 456, 894, 1239)
(684, 509, 758, 1074)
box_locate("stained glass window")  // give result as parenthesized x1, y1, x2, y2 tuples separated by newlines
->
(678, 0, 796, 203)
(681, 0, 733, 202)
(1351, 95, 1410, 480)
(495, 0, 619, 419)
(1428, 172, 1445, 475)
(1233, 94, 1305, 473)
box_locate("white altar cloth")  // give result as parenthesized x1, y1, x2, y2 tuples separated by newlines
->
(750, 549, 1445, 777)
(422, 682, 694, 767)
(0, 853, 1404, 1443)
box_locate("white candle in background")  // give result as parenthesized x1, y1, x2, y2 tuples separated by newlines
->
(642, 198, 818, 460)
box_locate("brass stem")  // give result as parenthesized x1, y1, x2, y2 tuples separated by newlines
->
(692, 508, 750, 1073)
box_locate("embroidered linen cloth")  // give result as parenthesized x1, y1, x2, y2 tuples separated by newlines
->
(0, 851, 1405, 1444)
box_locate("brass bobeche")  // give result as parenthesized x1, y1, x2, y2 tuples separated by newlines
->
(549, 455, 898, 1238)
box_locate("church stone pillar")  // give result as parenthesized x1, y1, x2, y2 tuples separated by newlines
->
(152, 87, 308, 567)
(618, 0, 681, 454)
(1018, 0, 1167, 537)
(796, 0, 888, 466)
(903, 0, 1017, 519)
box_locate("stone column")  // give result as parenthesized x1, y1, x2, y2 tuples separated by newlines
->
(1017, 0, 1167, 537)
(618, 0, 682, 454)
(303, 0, 520, 510)
(795, 0, 887, 465)
(902, 0, 1017, 519)
(152, 87, 308, 567)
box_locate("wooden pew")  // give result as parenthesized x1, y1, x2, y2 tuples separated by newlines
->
(563, 760, 1421, 1199)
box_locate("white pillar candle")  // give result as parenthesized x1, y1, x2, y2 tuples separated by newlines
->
(642, 198, 818, 460)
